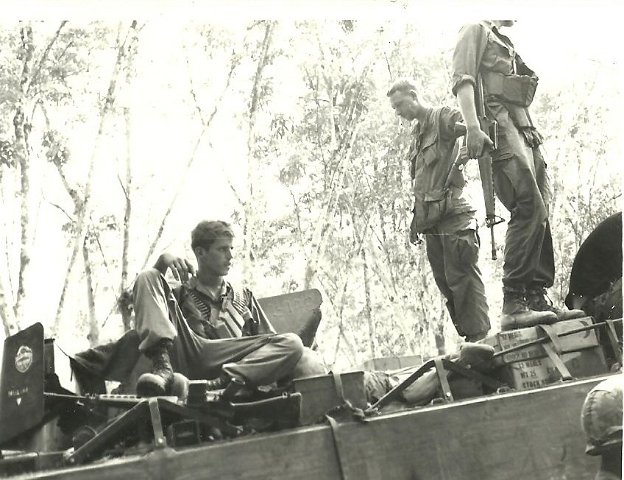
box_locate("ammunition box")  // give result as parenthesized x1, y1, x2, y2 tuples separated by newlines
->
(483, 318, 608, 390)
(292, 371, 366, 425)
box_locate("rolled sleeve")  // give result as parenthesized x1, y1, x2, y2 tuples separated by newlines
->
(451, 23, 488, 96)
(439, 107, 464, 138)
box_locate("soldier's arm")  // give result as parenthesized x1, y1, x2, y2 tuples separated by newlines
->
(456, 83, 493, 159)
(452, 23, 493, 158)
(440, 107, 465, 139)
(153, 253, 195, 282)
(451, 23, 487, 97)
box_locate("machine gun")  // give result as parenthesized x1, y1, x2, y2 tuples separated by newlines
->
(447, 76, 504, 260)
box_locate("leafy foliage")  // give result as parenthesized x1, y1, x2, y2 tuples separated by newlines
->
(0, 20, 619, 369)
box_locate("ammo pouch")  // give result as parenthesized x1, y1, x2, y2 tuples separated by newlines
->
(484, 72, 538, 107)
(411, 188, 452, 234)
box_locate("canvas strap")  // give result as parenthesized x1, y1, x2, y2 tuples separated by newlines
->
(605, 319, 622, 364)
(536, 325, 573, 381)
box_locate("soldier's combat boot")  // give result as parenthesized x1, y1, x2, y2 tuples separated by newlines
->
(501, 287, 557, 331)
(204, 375, 229, 391)
(203, 374, 254, 402)
(526, 287, 586, 321)
(136, 339, 174, 397)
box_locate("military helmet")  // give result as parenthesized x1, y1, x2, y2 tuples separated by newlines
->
(580, 375, 623, 455)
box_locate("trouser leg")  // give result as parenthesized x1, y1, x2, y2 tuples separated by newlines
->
(426, 234, 455, 320)
(442, 230, 490, 338)
(426, 231, 490, 338)
(173, 330, 303, 386)
(529, 147, 555, 289)
(492, 126, 549, 289)
(133, 269, 177, 352)
(222, 334, 304, 386)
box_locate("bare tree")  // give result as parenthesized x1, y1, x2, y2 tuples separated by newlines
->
(52, 21, 139, 335)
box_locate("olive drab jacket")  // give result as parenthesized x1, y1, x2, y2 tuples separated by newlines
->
(408, 106, 475, 235)
(174, 277, 275, 340)
(451, 21, 543, 150)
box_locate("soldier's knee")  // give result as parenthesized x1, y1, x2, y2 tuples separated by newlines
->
(293, 348, 327, 379)
(275, 332, 304, 357)
(133, 269, 163, 298)
(514, 193, 548, 223)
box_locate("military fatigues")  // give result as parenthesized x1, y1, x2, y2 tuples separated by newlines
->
(452, 21, 555, 293)
(409, 106, 490, 340)
(134, 269, 303, 386)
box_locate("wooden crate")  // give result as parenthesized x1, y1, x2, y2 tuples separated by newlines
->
(292, 371, 366, 425)
(483, 318, 608, 390)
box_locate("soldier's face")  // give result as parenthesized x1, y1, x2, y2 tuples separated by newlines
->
(196, 236, 234, 277)
(389, 91, 417, 121)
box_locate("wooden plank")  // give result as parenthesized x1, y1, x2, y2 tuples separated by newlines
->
(11, 375, 609, 480)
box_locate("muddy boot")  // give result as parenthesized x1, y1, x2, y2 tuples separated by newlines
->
(501, 287, 557, 331)
(136, 339, 174, 397)
(170, 373, 190, 403)
(204, 374, 254, 402)
(465, 331, 488, 343)
(526, 287, 586, 321)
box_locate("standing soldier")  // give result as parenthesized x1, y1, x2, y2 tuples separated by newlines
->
(387, 79, 490, 342)
(451, 20, 584, 330)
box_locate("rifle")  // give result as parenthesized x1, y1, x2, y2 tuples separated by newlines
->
(447, 76, 504, 260)
(44, 392, 179, 408)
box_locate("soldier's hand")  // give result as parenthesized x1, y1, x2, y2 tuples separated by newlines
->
(466, 126, 494, 159)
(155, 253, 195, 281)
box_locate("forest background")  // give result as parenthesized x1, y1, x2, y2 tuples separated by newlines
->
(0, 7, 621, 371)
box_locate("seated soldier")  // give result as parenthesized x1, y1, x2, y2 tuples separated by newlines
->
(135, 220, 325, 397)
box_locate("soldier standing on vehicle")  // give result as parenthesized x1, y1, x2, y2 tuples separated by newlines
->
(451, 20, 584, 330)
(387, 79, 490, 342)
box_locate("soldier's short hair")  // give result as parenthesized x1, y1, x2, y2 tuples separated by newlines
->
(191, 220, 234, 250)
(387, 78, 418, 97)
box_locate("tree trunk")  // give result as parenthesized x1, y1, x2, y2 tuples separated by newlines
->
(362, 248, 376, 359)
(52, 21, 138, 335)
(83, 239, 99, 346)
(120, 106, 133, 330)
(12, 24, 35, 326)
(242, 20, 275, 286)
(304, 122, 361, 289)
(0, 274, 18, 337)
